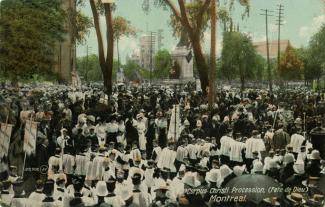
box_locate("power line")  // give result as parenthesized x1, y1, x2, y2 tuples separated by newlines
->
(260, 9, 274, 93)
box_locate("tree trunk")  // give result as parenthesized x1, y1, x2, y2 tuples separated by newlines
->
(166, 0, 210, 95)
(191, 34, 209, 94)
(90, 0, 114, 95)
(208, 0, 216, 108)
(89, 0, 107, 86)
(117, 38, 120, 70)
(104, 3, 114, 95)
(240, 77, 245, 95)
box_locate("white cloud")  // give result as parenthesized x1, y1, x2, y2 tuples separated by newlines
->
(299, 15, 325, 40)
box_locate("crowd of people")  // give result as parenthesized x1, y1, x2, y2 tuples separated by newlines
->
(0, 82, 325, 207)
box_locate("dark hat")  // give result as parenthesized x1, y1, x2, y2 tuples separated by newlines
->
(252, 130, 259, 136)
(196, 166, 209, 174)
(131, 173, 142, 185)
(43, 179, 55, 195)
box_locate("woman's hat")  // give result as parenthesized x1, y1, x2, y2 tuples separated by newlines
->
(283, 153, 295, 165)
(286, 193, 305, 204)
(206, 169, 220, 183)
(311, 150, 321, 160)
(233, 165, 246, 176)
(182, 173, 201, 188)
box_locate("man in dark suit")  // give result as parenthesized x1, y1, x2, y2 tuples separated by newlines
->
(37, 138, 49, 180)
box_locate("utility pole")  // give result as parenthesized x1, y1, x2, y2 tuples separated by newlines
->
(86, 45, 89, 82)
(85, 45, 92, 82)
(149, 31, 156, 84)
(276, 4, 284, 82)
(260, 9, 273, 93)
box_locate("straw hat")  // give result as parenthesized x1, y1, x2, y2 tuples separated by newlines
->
(286, 193, 305, 204)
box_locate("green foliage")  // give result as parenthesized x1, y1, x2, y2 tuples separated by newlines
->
(305, 25, 325, 80)
(159, 0, 249, 39)
(67, 6, 93, 45)
(0, 0, 66, 82)
(113, 16, 137, 41)
(279, 45, 304, 80)
(123, 60, 147, 81)
(77, 54, 119, 82)
(220, 32, 265, 83)
(154, 49, 172, 79)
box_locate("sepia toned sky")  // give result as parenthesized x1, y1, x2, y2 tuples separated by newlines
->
(76, 0, 325, 63)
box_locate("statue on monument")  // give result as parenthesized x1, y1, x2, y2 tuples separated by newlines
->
(171, 28, 194, 80)
(176, 29, 190, 48)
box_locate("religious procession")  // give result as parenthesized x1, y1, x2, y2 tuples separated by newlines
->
(2, 0, 325, 206)
(0, 82, 325, 207)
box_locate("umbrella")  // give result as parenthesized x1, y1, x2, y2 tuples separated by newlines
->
(225, 174, 282, 204)
(316, 175, 325, 193)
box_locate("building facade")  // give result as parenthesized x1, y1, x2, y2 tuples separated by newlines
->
(139, 34, 156, 70)
(253, 40, 290, 59)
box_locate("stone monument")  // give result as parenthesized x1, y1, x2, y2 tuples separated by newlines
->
(171, 31, 194, 81)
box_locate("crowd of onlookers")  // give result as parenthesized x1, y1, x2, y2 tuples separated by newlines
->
(0, 83, 325, 206)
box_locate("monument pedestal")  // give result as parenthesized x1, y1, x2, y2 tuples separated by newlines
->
(171, 46, 194, 81)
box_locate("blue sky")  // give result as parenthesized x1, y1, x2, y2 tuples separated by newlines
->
(76, 0, 325, 63)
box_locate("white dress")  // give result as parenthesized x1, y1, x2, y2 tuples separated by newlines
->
(157, 148, 177, 172)
(220, 135, 234, 157)
(137, 121, 147, 151)
(290, 133, 305, 153)
(95, 123, 107, 146)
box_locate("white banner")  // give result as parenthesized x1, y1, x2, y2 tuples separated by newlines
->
(168, 104, 181, 141)
(23, 120, 38, 155)
(0, 123, 13, 158)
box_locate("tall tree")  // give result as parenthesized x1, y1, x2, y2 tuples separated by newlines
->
(278, 45, 304, 81)
(77, 54, 119, 81)
(209, 0, 216, 108)
(0, 0, 66, 86)
(221, 31, 260, 92)
(145, 0, 249, 93)
(154, 49, 172, 79)
(112, 16, 137, 68)
(306, 25, 325, 85)
(89, 0, 114, 95)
